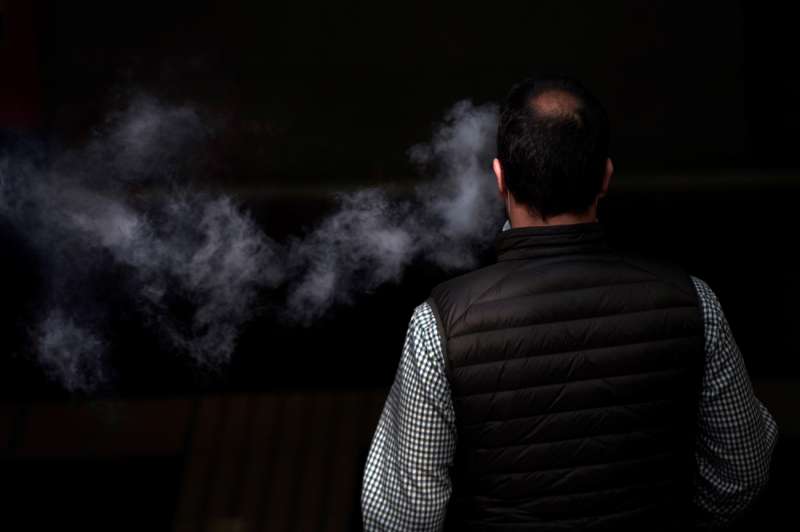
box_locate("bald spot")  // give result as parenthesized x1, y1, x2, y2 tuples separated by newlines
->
(529, 90, 582, 123)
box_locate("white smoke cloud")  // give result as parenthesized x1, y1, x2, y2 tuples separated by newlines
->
(66, 191, 284, 367)
(0, 97, 501, 390)
(286, 101, 502, 322)
(412, 101, 502, 267)
(0, 98, 283, 391)
(286, 189, 417, 319)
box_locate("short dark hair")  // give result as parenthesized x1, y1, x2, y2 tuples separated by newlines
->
(496, 77, 610, 219)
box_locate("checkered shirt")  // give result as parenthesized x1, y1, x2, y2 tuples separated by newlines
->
(361, 276, 778, 530)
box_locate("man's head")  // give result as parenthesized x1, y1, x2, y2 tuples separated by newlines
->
(494, 77, 612, 226)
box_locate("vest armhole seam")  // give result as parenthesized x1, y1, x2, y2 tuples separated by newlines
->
(426, 296, 452, 378)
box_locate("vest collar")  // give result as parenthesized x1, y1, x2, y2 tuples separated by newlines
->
(495, 222, 609, 262)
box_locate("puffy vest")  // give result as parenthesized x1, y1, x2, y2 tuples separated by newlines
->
(428, 222, 704, 531)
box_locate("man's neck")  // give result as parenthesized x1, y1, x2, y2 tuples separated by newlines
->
(507, 206, 598, 229)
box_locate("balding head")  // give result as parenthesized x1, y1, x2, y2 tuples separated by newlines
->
(496, 77, 610, 220)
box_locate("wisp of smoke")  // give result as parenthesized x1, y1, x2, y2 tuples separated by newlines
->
(0, 97, 283, 391)
(286, 101, 502, 322)
(35, 310, 107, 393)
(0, 97, 500, 390)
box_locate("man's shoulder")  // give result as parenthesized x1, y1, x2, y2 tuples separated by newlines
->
(425, 261, 515, 341)
(428, 261, 518, 315)
(613, 251, 699, 298)
(430, 261, 514, 299)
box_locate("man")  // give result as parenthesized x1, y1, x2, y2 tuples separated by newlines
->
(361, 77, 778, 530)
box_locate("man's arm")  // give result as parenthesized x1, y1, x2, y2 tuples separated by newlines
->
(691, 277, 779, 528)
(361, 303, 456, 531)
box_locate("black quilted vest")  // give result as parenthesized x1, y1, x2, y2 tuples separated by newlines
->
(428, 222, 704, 531)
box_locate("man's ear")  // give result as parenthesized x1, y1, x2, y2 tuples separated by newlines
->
(493, 158, 506, 196)
(599, 158, 613, 198)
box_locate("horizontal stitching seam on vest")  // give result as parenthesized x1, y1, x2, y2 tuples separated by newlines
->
(451, 334, 701, 371)
(460, 396, 690, 429)
(453, 502, 671, 530)
(454, 367, 688, 400)
(495, 252, 613, 263)
(470, 450, 676, 478)
(468, 426, 680, 452)
(460, 399, 676, 429)
(464, 478, 678, 505)
(449, 304, 699, 341)
(468, 278, 671, 309)
(546, 501, 671, 525)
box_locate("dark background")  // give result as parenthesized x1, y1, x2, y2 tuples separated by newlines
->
(0, 1, 798, 530)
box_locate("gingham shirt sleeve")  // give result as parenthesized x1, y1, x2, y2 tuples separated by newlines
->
(361, 303, 456, 531)
(691, 276, 778, 527)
